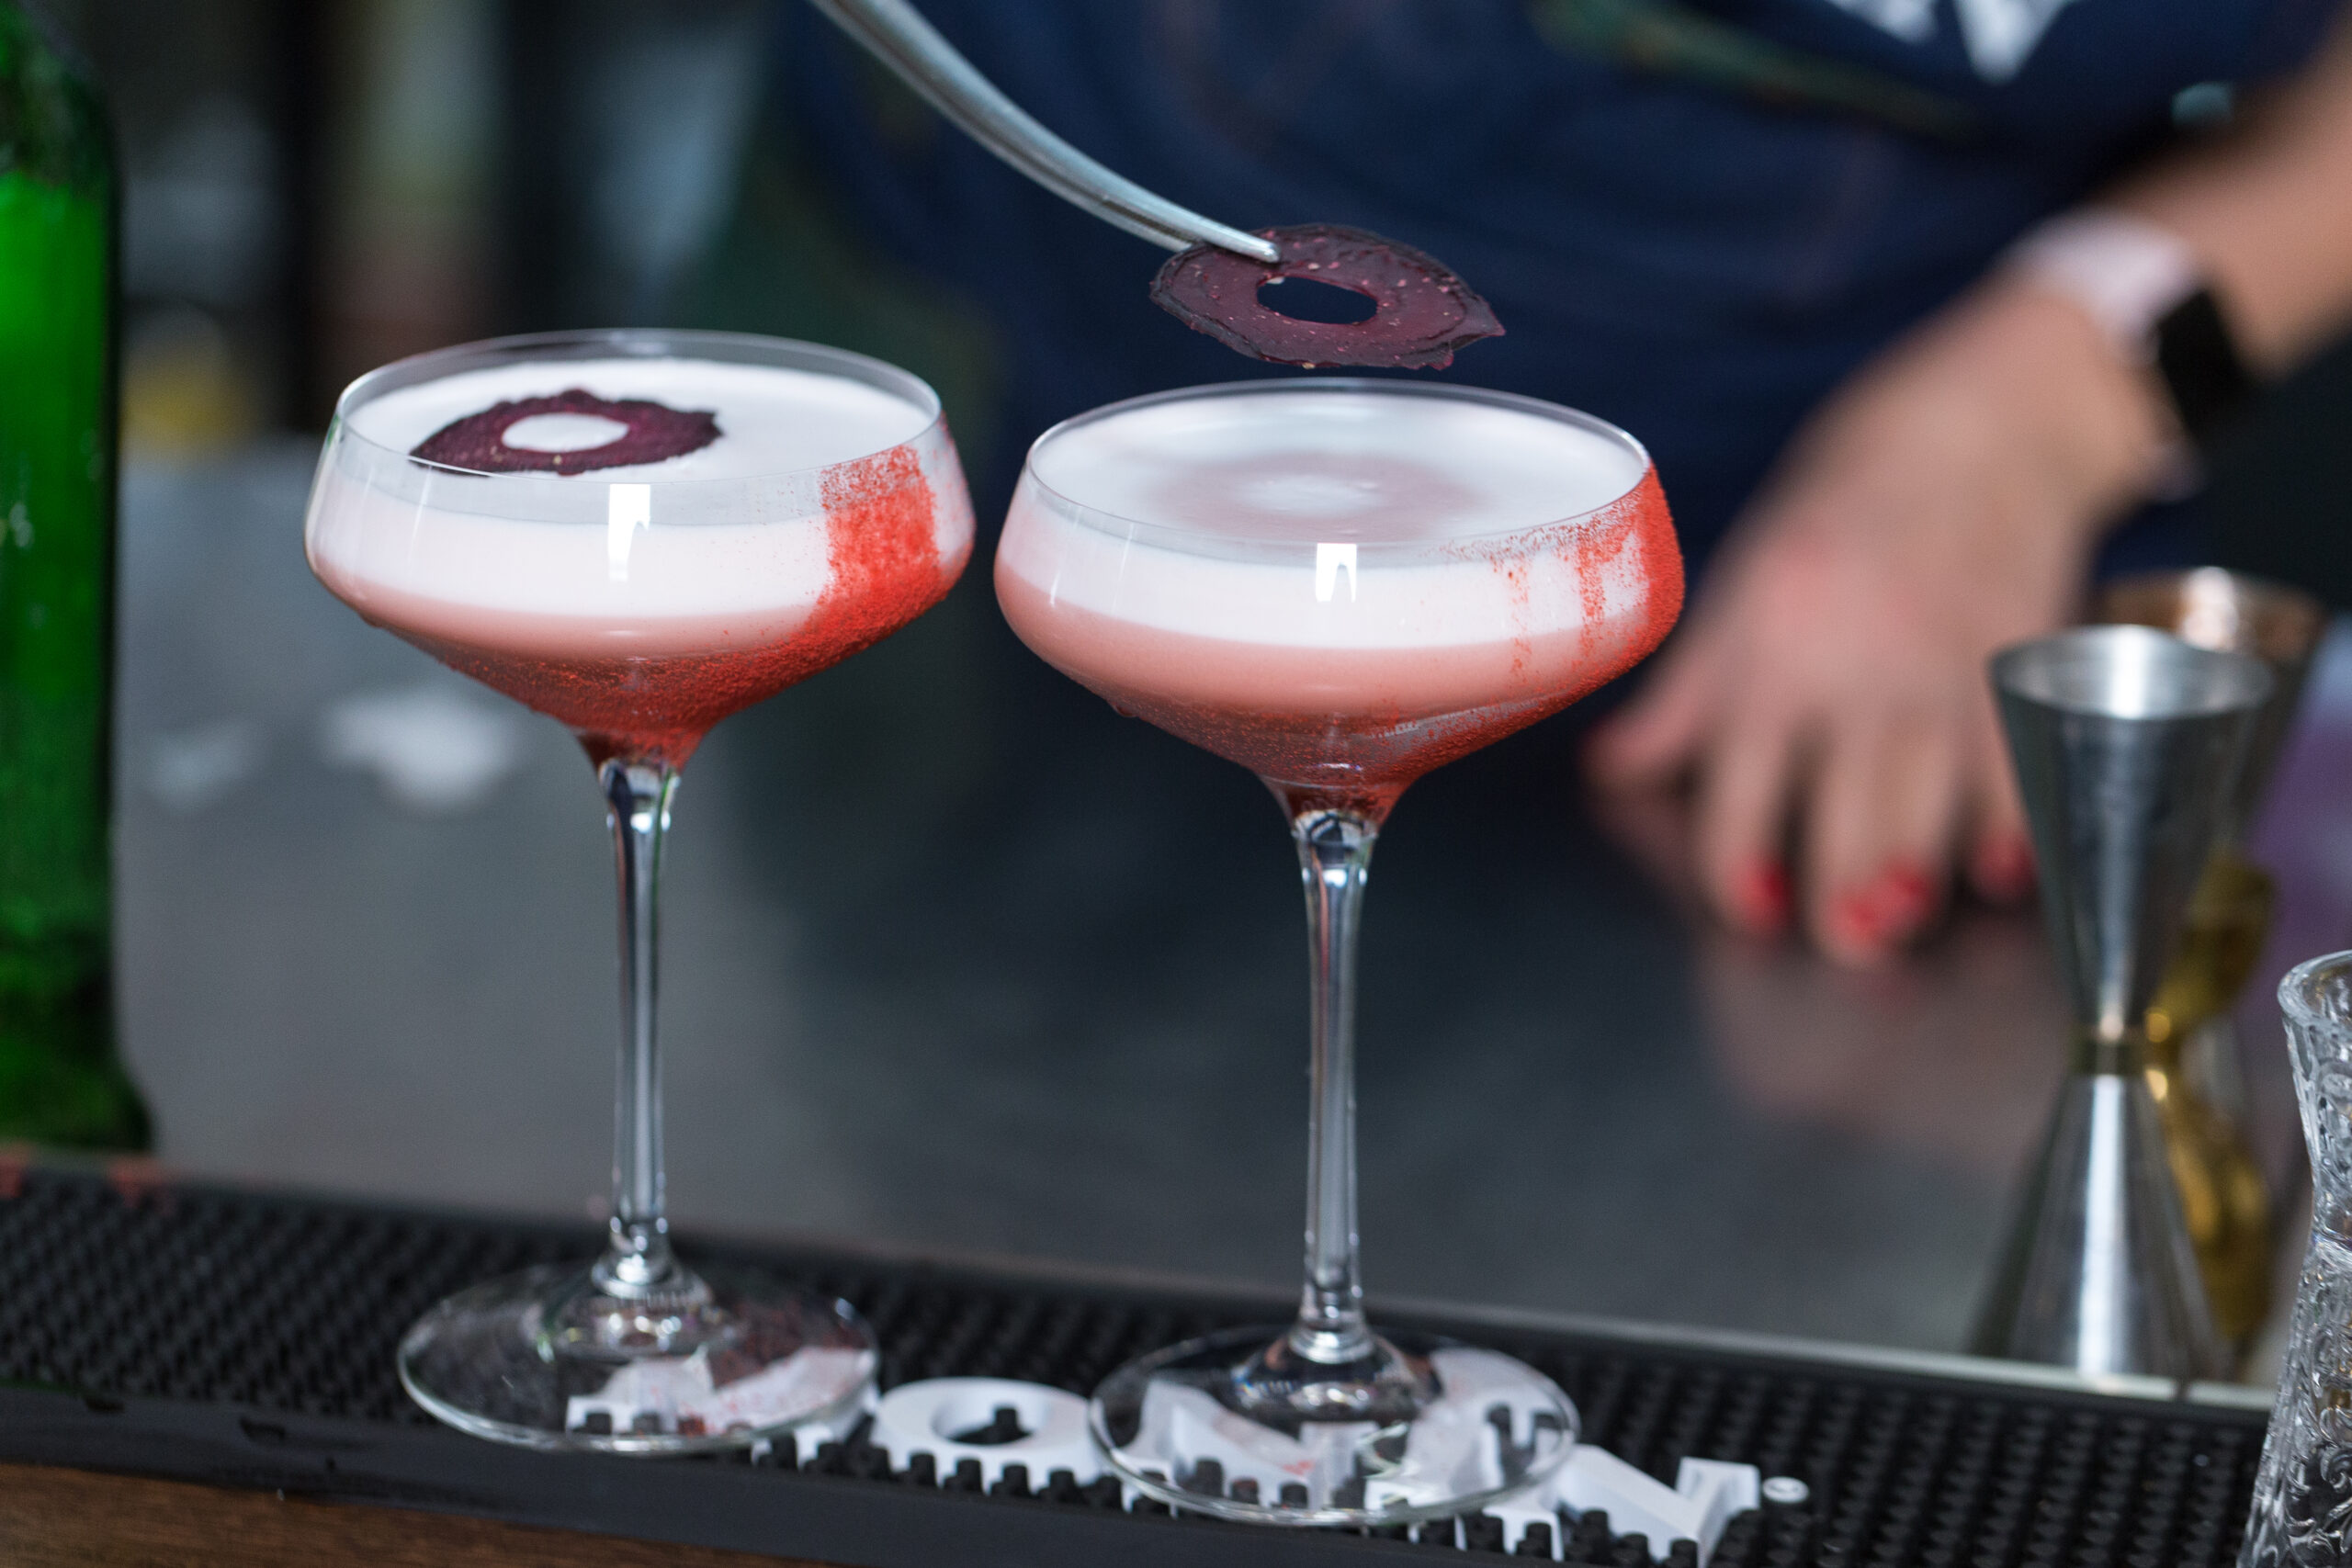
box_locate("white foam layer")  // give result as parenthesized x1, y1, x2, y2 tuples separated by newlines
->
(310, 357, 965, 641)
(1001, 390, 1657, 650)
(311, 492, 837, 626)
(1028, 389, 1643, 543)
(347, 357, 932, 481)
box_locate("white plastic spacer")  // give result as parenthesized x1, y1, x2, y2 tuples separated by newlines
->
(1544, 1444, 1763, 1564)
(867, 1376, 1102, 1488)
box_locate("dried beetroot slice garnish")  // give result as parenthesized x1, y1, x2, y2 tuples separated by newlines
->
(410, 388, 720, 474)
(1149, 223, 1503, 370)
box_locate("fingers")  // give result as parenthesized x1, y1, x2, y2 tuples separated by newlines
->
(1801, 710, 1963, 964)
(1596, 633, 2017, 961)
(1690, 705, 1799, 938)
(1672, 694, 2027, 963)
(1582, 438, 2062, 961)
(1587, 613, 1799, 938)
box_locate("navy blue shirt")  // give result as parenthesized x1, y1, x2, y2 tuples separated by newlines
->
(776, 0, 2341, 565)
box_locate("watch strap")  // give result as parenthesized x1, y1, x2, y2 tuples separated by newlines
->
(2153, 288, 2257, 448)
(2005, 210, 2257, 454)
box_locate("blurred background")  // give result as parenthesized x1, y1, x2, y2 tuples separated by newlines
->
(50, 0, 1004, 479)
(34, 0, 2352, 1365)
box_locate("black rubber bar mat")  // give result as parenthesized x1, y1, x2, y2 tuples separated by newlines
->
(0, 1167, 2267, 1567)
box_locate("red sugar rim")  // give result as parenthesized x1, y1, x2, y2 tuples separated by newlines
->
(410, 388, 721, 474)
(1149, 223, 1504, 370)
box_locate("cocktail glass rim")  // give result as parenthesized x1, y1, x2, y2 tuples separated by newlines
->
(1018, 376, 1656, 558)
(329, 326, 945, 486)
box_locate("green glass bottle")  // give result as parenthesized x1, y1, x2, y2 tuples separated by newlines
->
(0, 4, 146, 1149)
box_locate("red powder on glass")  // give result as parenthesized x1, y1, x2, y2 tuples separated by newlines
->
(1150, 224, 1503, 370)
(796, 444, 960, 682)
(387, 441, 967, 768)
(411, 389, 720, 474)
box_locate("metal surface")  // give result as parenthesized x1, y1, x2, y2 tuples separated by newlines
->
(1993, 627, 2271, 1048)
(806, 0, 1282, 263)
(2096, 570, 2324, 847)
(2091, 573, 2326, 1351)
(1974, 1072, 2221, 1380)
(1974, 626, 2269, 1380)
(2133, 851, 2278, 1350)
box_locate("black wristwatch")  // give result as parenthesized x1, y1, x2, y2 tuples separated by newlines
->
(2007, 212, 2261, 457)
(2153, 287, 2258, 450)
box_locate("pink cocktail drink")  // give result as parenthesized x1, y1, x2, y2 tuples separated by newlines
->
(997, 381, 1680, 1527)
(309, 354, 971, 766)
(305, 332, 972, 1456)
(997, 383, 1679, 818)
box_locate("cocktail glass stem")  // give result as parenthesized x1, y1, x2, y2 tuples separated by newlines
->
(1292, 807, 1376, 1365)
(1229, 802, 1425, 1423)
(593, 758, 695, 1299)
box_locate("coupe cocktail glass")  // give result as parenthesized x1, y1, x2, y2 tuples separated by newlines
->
(996, 380, 1681, 1524)
(306, 330, 972, 1451)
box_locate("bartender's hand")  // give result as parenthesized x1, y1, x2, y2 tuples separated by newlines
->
(1585, 276, 2177, 964)
(1589, 14, 2352, 964)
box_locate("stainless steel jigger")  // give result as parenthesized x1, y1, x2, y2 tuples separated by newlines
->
(2097, 570, 2326, 1357)
(1973, 626, 2271, 1380)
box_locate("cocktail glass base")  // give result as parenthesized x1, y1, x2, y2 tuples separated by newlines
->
(1090, 1325, 1575, 1526)
(397, 1262, 876, 1454)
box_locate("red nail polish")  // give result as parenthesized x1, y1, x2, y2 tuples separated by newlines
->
(1831, 888, 1894, 953)
(1736, 861, 1792, 932)
(1831, 863, 1934, 954)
